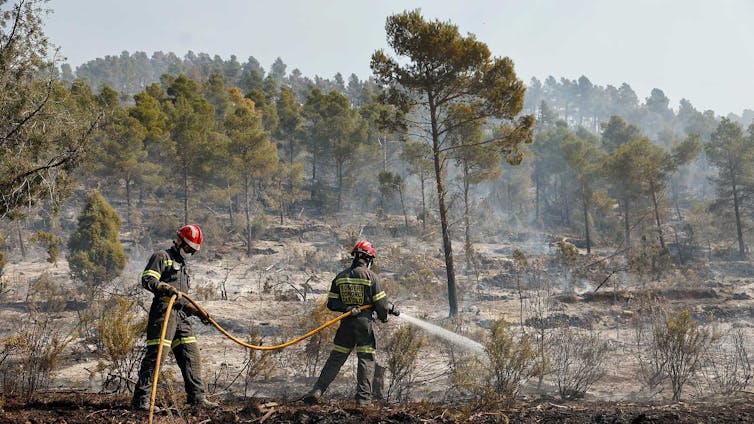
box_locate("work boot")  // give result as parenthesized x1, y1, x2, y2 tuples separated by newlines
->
(132, 398, 161, 413)
(355, 398, 371, 407)
(303, 388, 322, 405)
(190, 396, 219, 409)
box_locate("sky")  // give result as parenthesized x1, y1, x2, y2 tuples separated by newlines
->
(44, 0, 754, 116)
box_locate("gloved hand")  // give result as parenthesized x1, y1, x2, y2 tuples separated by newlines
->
(388, 303, 400, 317)
(184, 303, 211, 325)
(156, 282, 181, 299)
(350, 307, 361, 317)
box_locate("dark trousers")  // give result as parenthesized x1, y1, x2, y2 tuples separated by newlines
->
(313, 316, 376, 402)
(132, 298, 205, 405)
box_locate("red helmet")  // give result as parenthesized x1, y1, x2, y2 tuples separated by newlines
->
(351, 239, 376, 258)
(177, 224, 203, 252)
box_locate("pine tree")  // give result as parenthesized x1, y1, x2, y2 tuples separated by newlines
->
(705, 118, 754, 258)
(224, 89, 278, 255)
(371, 10, 534, 316)
(562, 136, 607, 254)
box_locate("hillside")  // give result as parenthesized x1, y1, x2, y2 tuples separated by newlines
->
(2, 214, 754, 422)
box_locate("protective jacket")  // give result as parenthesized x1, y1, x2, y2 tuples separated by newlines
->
(132, 245, 207, 407)
(312, 257, 389, 403)
(141, 246, 190, 295)
(327, 258, 388, 320)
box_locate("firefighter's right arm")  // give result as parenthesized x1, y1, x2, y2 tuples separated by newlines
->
(326, 278, 349, 313)
(141, 252, 166, 293)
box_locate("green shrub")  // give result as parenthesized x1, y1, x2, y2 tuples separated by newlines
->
(300, 300, 338, 378)
(484, 319, 536, 399)
(31, 230, 62, 264)
(67, 190, 126, 289)
(97, 297, 146, 393)
(384, 324, 425, 402)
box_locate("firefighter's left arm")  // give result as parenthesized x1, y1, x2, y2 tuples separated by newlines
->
(370, 273, 389, 322)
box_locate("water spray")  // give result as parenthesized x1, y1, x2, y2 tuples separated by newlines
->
(390, 304, 485, 354)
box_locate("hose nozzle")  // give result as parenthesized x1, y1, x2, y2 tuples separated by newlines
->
(388, 303, 400, 316)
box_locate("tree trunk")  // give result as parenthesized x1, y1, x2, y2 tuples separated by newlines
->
(535, 174, 540, 224)
(562, 176, 570, 226)
(623, 195, 631, 256)
(17, 225, 26, 259)
(381, 136, 387, 172)
(582, 189, 591, 254)
(228, 182, 235, 228)
(336, 160, 343, 211)
(310, 148, 317, 200)
(463, 170, 471, 271)
(289, 137, 295, 165)
(671, 177, 683, 221)
(732, 178, 745, 258)
(125, 175, 132, 229)
(244, 174, 252, 257)
(183, 165, 189, 225)
(650, 182, 666, 250)
(397, 183, 408, 230)
(279, 179, 285, 225)
(429, 94, 458, 317)
(420, 169, 427, 233)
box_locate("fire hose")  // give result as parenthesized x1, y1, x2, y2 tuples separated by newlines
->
(148, 291, 379, 423)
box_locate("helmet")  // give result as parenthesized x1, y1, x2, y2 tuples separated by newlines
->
(176, 224, 203, 252)
(351, 239, 376, 258)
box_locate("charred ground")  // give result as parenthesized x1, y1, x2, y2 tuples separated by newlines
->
(3, 392, 754, 423)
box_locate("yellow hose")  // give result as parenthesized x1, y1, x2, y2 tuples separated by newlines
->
(149, 294, 176, 424)
(148, 290, 373, 419)
(183, 293, 372, 350)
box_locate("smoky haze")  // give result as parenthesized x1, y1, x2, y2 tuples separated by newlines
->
(45, 0, 754, 116)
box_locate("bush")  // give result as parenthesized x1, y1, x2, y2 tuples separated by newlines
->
(241, 326, 273, 397)
(700, 328, 752, 395)
(300, 300, 338, 378)
(1, 307, 76, 400)
(96, 297, 146, 393)
(634, 308, 713, 400)
(550, 327, 611, 399)
(384, 324, 425, 402)
(484, 319, 536, 399)
(67, 190, 126, 289)
(31, 230, 62, 264)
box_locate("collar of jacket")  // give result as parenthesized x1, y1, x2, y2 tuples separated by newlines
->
(168, 245, 186, 264)
(351, 257, 369, 269)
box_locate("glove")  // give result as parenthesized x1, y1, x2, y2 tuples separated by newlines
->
(350, 307, 361, 317)
(184, 303, 211, 325)
(156, 282, 181, 299)
(389, 303, 400, 317)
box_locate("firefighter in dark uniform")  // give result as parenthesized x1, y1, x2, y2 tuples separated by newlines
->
(303, 239, 398, 406)
(131, 224, 218, 411)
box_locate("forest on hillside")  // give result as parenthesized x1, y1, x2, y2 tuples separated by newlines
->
(21, 28, 754, 275)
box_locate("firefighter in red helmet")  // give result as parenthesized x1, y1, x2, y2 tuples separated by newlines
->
(303, 239, 399, 406)
(132, 224, 218, 411)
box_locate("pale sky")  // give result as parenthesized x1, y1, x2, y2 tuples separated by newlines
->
(45, 0, 754, 116)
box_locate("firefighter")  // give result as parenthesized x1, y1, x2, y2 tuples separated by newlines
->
(131, 224, 218, 411)
(303, 239, 398, 406)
